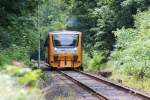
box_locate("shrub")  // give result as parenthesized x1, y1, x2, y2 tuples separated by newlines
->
(2, 64, 42, 87)
(0, 53, 10, 67)
(19, 69, 42, 87)
(88, 51, 106, 71)
(134, 10, 150, 38)
(109, 9, 150, 79)
(7, 45, 30, 63)
(82, 51, 89, 69)
(5, 65, 22, 76)
(114, 28, 137, 49)
(0, 45, 30, 67)
(110, 31, 150, 79)
(5, 65, 31, 77)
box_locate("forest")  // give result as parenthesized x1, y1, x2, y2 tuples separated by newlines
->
(0, 0, 150, 97)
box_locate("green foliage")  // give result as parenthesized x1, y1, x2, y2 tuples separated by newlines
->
(0, 0, 72, 64)
(36, 0, 72, 33)
(4, 65, 32, 77)
(0, 45, 29, 66)
(5, 65, 22, 76)
(88, 51, 106, 71)
(134, 10, 150, 37)
(19, 69, 42, 86)
(2, 64, 42, 87)
(110, 71, 150, 91)
(0, 0, 150, 75)
(70, 0, 150, 71)
(71, 0, 97, 52)
(109, 9, 150, 79)
(72, 0, 150, 59)
(114, 28, 138, 49)
(82, 51, 89, 68)
(0, 53, 10, 67)
(50, 22, 66, 31)
(0, 0, 38, 65)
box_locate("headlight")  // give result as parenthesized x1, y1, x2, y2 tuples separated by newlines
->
(54, 48, 59, 54)
(71, 48, 77, 54)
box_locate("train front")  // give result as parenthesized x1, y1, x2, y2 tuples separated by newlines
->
(49, 31, 82, 69)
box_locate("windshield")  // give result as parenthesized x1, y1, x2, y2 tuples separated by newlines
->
(53, 34, 79, 47)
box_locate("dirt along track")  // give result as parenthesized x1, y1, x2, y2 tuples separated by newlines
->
(40, 71, 100, 100)
(33, 61, 98, 99)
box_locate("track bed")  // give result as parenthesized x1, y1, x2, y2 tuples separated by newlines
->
(59, 70, 150, 100)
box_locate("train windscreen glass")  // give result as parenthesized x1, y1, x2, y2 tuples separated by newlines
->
(53, 34, 79, 47)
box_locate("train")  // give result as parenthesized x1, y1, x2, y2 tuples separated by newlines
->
(44, 31, 83, 70)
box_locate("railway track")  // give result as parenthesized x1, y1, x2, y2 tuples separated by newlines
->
(58, 70, 150, 100)
(41, 71, 100, 100)
(35, 61, 150, 100)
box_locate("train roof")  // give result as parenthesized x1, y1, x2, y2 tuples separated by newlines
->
(44, 31, 81, 47)
(49, 30, 81, 34)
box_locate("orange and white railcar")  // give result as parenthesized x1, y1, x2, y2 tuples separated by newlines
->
(44, 31, 83, 70)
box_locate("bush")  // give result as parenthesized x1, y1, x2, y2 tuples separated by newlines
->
(19, 69, 42, 87)
(5, 65, 22, 76)
(88, 51, 106, 71)
(110, 31, 150, 79)
(0, 53, 10, 67)
(134, 10, 150, 37)
(2, 64, 42, 87)
(114, 28, 137, 49)
(109, 9, 150, 79)
(82, 51, 89, 69)
(0, 45, 30, 67)
(5, 65, 31, 77)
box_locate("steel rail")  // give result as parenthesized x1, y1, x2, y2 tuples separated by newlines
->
(38, 60, 150, 100)
(58, 70, 108, 100)
(76, 70, 150, 100)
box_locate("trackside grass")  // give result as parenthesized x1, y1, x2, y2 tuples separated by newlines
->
(0, 64, 44, 100)
(109, 71, 150, 92)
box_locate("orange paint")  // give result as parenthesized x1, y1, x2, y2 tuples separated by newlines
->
(46, 31, 82, 69)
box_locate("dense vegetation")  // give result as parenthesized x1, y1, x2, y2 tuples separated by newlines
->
(109, 9, 150, 78)
(72, 0, 150, 73)
(0, 0, 72, 65)
(0, 0, 150, 82)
